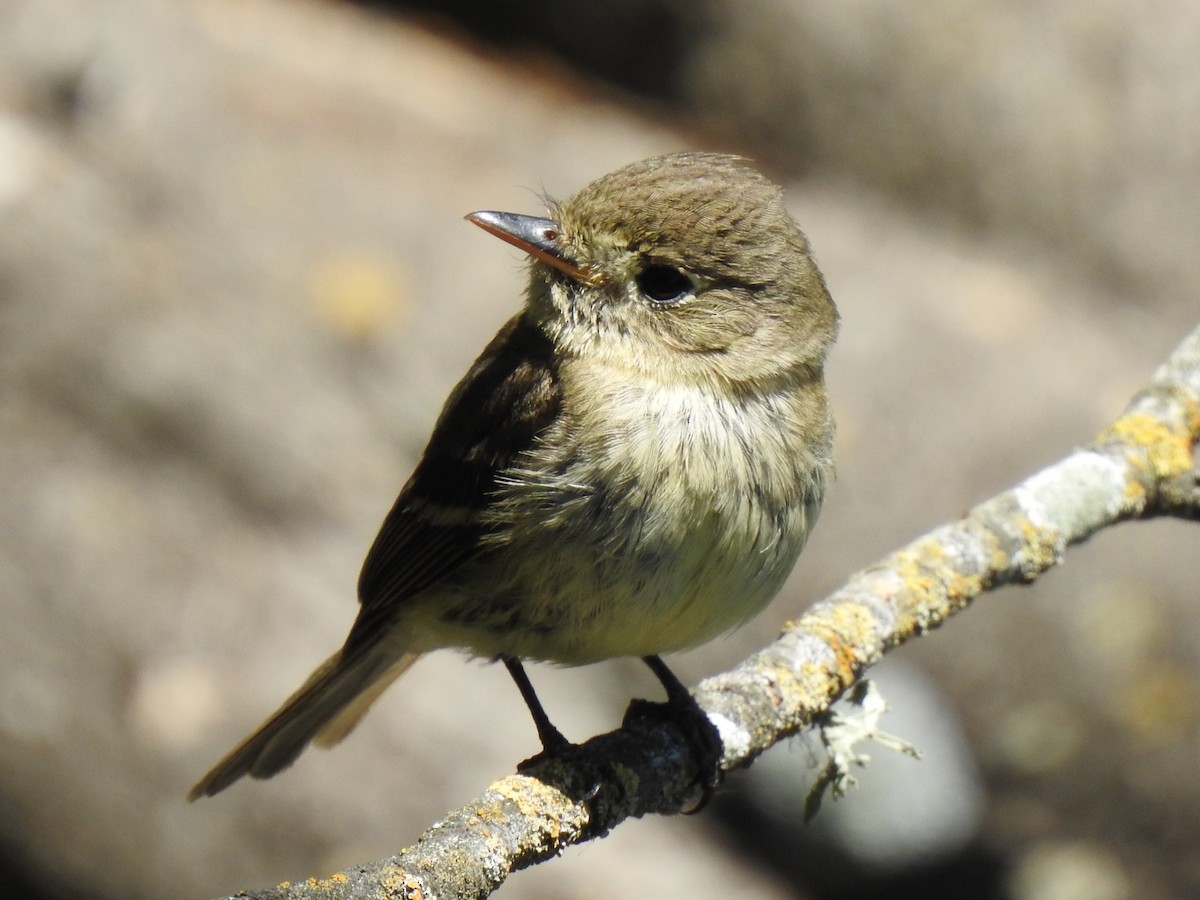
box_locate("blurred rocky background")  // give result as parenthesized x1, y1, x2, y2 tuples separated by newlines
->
(0, 0, 1197, 897)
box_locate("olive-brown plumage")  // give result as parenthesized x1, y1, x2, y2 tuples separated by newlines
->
(190, 152, 837, 799)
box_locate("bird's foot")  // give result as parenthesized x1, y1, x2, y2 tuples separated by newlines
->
(515, 725, 576, 772)
(623, 695, 724, 813)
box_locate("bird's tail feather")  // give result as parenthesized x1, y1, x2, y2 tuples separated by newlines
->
(188, 647, 420, 800)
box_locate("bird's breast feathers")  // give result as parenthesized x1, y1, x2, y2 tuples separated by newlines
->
(409, 359, 830, 663)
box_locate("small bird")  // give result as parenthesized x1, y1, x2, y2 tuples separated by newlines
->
(189, 152, 838, 800)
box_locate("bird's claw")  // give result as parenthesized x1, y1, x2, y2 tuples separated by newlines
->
(623, 697, 724, 812)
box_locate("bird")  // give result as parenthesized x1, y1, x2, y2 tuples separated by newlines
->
(189, 151, 838, 800)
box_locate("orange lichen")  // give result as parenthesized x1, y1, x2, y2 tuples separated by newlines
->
(383, 871, 425, 899)
(804, 602, 877, 681)
(1102, 413, 1194, 480)
(1015, 514, 1062, 577)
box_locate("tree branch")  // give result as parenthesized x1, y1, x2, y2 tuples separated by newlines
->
(225, 323, 1200, 900)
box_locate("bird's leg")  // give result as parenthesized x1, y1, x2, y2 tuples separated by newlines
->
(635, 655, 724, 811)
(642, 654, 694, 706)
(503, 656, 571, 754)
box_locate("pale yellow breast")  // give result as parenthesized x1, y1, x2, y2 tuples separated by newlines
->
(405, 360, 830, 663)
(499, 361, 825, 658)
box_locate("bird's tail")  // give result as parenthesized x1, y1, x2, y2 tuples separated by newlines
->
(187, 646, 420, 800)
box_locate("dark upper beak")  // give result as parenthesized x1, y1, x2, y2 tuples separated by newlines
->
(466, 210, 591, 282)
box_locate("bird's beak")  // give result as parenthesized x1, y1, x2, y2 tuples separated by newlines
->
(466, 211, 593, 283)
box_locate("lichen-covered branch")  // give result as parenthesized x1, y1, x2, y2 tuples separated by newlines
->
(225, 323, 1200, 900)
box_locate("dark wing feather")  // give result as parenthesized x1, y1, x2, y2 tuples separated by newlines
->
(345, 313, 562, 655)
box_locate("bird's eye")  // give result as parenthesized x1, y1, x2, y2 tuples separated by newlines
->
(636, 264, 693, 303)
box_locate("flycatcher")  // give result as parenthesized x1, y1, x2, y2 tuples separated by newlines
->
(190, 152, 838, 799)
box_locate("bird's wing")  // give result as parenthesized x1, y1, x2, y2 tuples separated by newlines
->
(345, 313, 562, 655)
